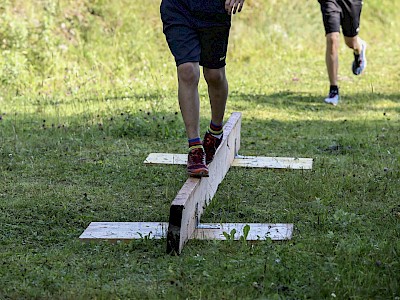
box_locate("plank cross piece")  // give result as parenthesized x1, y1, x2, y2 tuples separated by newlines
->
(80, 112, 313, 255)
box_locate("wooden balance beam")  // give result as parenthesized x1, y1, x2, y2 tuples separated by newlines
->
(166, 112, 242, 254)
(80, 112, 312, 254)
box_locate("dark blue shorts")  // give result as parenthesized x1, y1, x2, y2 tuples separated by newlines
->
(319, 0, 363, 37)
(160, 0, 231, 68)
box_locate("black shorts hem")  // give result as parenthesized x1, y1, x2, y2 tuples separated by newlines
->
(200, 61, 226, 69)
(175, 59, 226, 70)
(342, 32, 358, 38)
(176, 58, 200, 67)
(165, 25, 230, 70)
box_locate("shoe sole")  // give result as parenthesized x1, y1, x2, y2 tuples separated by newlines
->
(324, 99, 339, 106)
(187, 169, 209, 177)
(187, 167, 208, 177)
(324, 95, 339, 106)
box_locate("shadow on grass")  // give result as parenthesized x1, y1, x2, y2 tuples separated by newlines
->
(230, 91, 400, 112)
(1, 92, 398, 157)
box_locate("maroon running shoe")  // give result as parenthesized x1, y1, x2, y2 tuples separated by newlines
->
(203, 131, 223, 165)
(187, 147, 209, 177)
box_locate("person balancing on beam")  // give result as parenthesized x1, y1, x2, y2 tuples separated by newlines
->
(318, 0, 367, 106)
(160, 0, 245, 177)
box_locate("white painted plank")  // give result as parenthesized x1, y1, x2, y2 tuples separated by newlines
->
(79, 222, 168, 240)
(193, 223, 293, 241)
(79, 222, 293, 241)
(144, 153, 187, 165)
(145, 153, 313, 170)
(232, 155, 313, 169)
(167, 112, 242, 254)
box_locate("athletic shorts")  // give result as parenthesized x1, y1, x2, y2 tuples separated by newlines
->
(318, 0, 363, 37)
(160, 0, 231, 68)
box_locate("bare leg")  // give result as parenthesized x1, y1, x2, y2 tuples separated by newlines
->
(177, 62, 201, 140)
(344, 35, 362, 54)
(203, 67, 228, 125)
(325, 32, 340, 86)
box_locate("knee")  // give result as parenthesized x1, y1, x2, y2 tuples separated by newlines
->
(326, 33, 340, 49)
(204, 68, 226, 86)
(177, 63, 200, 86)
(344, 36, 358, 49)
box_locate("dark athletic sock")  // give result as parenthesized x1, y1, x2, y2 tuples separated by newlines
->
(330, 85, 339, 93)
(208, 121, 223, 138)
(188, 137, 203, 151)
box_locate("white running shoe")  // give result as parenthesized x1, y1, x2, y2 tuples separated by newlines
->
(352, 40, 367, 75)
(324, 90, 340, 106)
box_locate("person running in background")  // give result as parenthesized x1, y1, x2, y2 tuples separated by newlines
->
(160, 0, 245, 177)
(318, 0, 367, 106)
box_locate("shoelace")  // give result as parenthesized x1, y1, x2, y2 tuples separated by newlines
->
(188, 149, 204, 164)
(203, 135, 215, 148)
(204, 133, 221, 149)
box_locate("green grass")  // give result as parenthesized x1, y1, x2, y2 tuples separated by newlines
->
(1, 0, 399, 299)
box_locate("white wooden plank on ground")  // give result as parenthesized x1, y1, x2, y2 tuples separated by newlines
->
(145, 153, 313, 170)
(79, 222, 168, 241)
(144, 153, 187, 165)
(79, 222, 293, 241)
(193, 223, 293, 241)
(232, 155, 313, 169)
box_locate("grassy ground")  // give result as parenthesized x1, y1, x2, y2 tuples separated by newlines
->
(0, 0, 399, 299)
